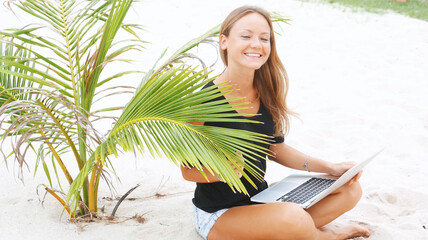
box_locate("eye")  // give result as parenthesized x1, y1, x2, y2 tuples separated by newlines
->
(261, 37, 270, 42)
(241, 35, 251, 39)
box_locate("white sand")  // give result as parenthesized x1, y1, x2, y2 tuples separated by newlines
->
(1, 0, 428, 239)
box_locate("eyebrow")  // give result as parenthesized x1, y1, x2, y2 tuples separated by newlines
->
(240, 29, 270, 35)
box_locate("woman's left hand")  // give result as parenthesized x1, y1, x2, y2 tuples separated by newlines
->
(329, 162, 362, 185)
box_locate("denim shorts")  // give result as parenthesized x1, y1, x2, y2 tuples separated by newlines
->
(193, 205, 229, 240)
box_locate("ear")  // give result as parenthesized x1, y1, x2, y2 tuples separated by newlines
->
(219, 34, 228, 50)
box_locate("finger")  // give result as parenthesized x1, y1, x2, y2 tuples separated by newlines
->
(354, 171, 363, 181)
(347, 178, 355, 185)
(348, 171, 363, 185)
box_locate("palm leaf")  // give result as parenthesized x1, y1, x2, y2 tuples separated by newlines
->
(66, 65, 271, 213)
(2, 0, 144, 107)
(81, 0, 135, 112)
(0, 40, 40, 106)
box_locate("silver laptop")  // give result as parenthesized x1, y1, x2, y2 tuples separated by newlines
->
(251, 149, 384, 208)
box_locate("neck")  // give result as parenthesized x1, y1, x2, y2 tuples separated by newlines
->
(222, 66, 255, 94)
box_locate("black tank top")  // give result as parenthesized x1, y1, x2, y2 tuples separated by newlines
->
(192, 81, 284, 213)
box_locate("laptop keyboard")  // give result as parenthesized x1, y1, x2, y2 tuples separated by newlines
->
(276, 177, 336, 204)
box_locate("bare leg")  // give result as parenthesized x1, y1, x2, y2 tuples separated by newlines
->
(207, 181, 370, 240)
(208, 202, 319, 240)
(307, 181, 364, 227)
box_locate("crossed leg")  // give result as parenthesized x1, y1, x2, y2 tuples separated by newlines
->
(207, 181, 370, 240)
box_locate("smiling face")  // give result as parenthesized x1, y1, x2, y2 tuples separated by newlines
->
(220, 12, 271, 71)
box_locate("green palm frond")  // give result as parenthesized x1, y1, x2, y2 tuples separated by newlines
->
(0, 40, 41, 106)
(1, 0, 144, 107)
(66, 65, 271, 213)
(82, 0, 135, 111)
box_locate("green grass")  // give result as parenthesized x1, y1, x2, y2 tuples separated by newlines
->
(299, 0, 428, 21)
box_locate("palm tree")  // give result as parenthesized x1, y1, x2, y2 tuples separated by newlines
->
(0, 0, 287, 218)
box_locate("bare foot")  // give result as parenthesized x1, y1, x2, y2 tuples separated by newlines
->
(319, 223, 371, 240)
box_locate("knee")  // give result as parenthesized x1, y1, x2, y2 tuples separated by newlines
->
(273, 203, 317, 239)
(343, 181, 363, 209)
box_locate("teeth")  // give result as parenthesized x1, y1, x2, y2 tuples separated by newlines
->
(246, 53, 261, 57)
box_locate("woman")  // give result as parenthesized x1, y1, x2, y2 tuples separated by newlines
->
(181, 6, 371, 240)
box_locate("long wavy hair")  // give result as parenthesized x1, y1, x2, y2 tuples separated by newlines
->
(220, 6, 292, 136)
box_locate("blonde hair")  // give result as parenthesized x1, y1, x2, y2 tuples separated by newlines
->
(220, 6, 292, 136)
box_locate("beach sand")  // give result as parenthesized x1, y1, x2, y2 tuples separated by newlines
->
(1, 0, 427, 239)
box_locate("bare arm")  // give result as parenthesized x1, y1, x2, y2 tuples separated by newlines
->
(269, 142, 359, 179)
(269, 143, 334, 173)
(180, 165, 222, 183)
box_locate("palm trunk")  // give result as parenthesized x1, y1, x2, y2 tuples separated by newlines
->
(78, 127, 90, 210)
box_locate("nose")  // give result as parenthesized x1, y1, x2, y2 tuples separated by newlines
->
(250, 38, 262, 48)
